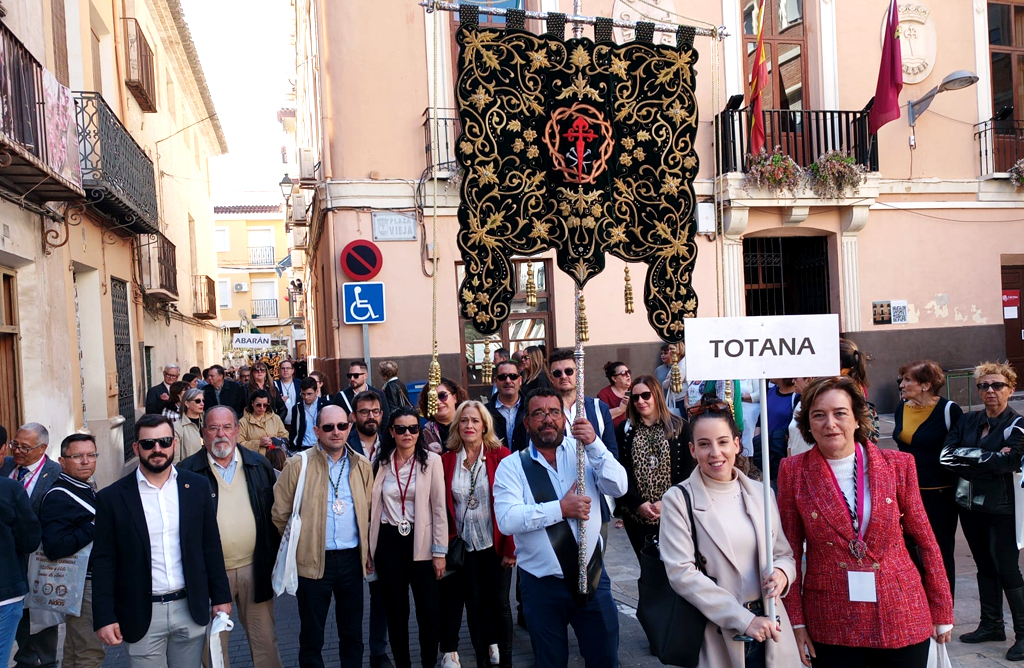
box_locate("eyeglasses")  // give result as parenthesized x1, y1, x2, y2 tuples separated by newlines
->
(137, 437, 174, 451)
(8, 441, 45, 454)
(437, 391, 451, 402)
(357, 408, 382, 417)
(630, 391, 653, 402)
(191, 398, 205, 404)
(392, 424, 421, 435)
(319, 422, 352, 433)
(347, 372, 366, 379)
(551, 368, 575, 378)
(613, 370, 631, 378)
(496, 373, 520, 382)
(529, 409, 563, 421)
(978, 382, 1011, 392)
(64, 452, 99, 463)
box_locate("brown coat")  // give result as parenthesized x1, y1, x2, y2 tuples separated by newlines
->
(239, 411, 289, 457)
(659, 469, 801, 668)
(271, 445, 373, 579)
(369, 451, 448, 562)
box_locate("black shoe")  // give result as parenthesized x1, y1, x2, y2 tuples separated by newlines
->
(370, 655, 394, 668)
(961, 576, 1006, 643)
(1006, 587, 1024, 661)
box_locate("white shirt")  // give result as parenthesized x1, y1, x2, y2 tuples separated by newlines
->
(9, 456, 47, 498)
(381, 454, 417, 525)
(279, 380, 297, 423)
(136, 466, 186, 594)
(826, 450, 872, 534)
(452, 449, 493, 551)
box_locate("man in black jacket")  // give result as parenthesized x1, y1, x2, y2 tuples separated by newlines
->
(145, 364, 181, 414)
(203, 364, 247, 416)
(332, 360, 389, 428)
(39, 433, 103, 668)
(487, 360, 529, 452)
(0, 478, 40, 664)
(178, 406, 282, 668)
(92, 414, 232, 667)
(290, 377, 330, 452)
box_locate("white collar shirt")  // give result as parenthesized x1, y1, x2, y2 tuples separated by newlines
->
(136, 466, 185, 594)
(209, 448, 241, 486)
(279, 380, 297, 422)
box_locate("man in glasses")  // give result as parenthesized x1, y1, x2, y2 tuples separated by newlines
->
(487, 360, 529, 453)
(493, 388, 627, 668)
(145, 364, 180, 415)
(179, 407, 283, 668)
(274, 359, 302, 432)
(93, 414, 231, 667)
(272, 404, 374, 668)
(39, 434, 103, 668)
(1, 423, 61, 668)
(290, 377, 330, 453)
(333, 360, 390, 430)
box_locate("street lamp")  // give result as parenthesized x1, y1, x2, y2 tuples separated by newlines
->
(907, 70, 980, 126)
(279, 174, 294, 208)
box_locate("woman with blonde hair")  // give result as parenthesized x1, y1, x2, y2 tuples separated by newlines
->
(174, 388, 205, 461)
(520, 345, 550, 396)
(439, 401, 515, 668)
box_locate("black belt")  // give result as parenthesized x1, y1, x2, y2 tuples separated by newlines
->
(151, 590, 187, 603)
(743, 600, 765, 616)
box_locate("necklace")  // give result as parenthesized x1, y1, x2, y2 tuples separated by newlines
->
(465, 454, 483, 510)
(825, 445, 867, 561)
(327, 454, 348, 515)
(394, 454, 415, 536)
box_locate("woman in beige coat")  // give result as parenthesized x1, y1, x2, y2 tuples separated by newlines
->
(238, 389, 288, 457)
(173, 388, 205, 462)
(660, 405, 800, 668)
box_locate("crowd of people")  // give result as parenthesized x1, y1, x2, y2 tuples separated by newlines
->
(0, 343, 1021, 668)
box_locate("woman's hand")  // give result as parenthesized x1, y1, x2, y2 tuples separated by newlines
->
(637, 501, 659, 521)
(260, 436, 272, 447)
(743, 616, 780, 644)
(501, 556, 517, 569)
(432, 556, 446, 580)
(794, 628, 816, 667)
(762, 567, 788, 600)
(365, 556, 374, 574)
(933, 625, 952, 644)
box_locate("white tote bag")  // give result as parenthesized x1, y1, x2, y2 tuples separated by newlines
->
(1015, 470, 1024, 550)
(272, 450, 309, 596)
(926, 638, 953, 668)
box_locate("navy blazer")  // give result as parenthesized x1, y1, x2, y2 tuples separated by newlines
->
(487, 396, 530, 453)
(145, 382, 171, 415)
(91, 468, 231, 643)
(0, 455, 63, 514)
(203, 380, 247, 418)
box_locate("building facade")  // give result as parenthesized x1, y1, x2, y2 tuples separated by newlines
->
(290, 0, 1024, 411)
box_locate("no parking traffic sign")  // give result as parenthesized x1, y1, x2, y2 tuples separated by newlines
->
(340, 239, 383, 281)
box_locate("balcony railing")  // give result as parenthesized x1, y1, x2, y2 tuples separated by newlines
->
(0, 21, 84, 202)
(123, 19, 157, 113)
(249, 246, 275, 266)
(975, 119, 1024, 176)
(251, 298, 279, 319)
(423, 108, 460, 175)
(74, 92, 158, 233)
(192, 275, 216, 319)
(289, 293, 305, 320)
(139, 233, 177, 301)
(715, 108, 878, 174)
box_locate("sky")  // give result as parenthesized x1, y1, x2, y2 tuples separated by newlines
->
(178, 0, 295, 206)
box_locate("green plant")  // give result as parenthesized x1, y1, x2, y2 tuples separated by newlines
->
(1009, 158, 1024, 188)
(807, 150, 864, 199)
(744, 146, 803, 195)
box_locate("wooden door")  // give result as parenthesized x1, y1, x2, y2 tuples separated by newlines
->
(1003, 266, 1024, 389)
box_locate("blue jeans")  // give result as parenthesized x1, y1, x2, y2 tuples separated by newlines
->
(0, 599, 24, 666)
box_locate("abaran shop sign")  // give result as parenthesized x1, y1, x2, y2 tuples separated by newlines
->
(232, 333, 272, 349)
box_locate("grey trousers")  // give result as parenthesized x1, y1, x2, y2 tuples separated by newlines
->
(125, 599, 205, 668)
(63, 580, 106, 668)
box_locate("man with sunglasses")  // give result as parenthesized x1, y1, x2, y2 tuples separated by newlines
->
(275, 359, 302, 431)
(332, 360, 390, 430)
(1, 423, 62, 668)
(291, 377, 331, 453)
(272, 404, 374, 668)
(487, 360, 529, 453)
(92, 414, 232, 667)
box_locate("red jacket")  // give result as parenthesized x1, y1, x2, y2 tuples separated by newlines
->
(777, 442, 953, 649)
(442, 446, 515, 559)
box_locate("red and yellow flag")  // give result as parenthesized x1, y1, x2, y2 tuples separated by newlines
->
(748, 0, 769, 155)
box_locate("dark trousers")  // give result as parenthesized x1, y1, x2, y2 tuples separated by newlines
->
(959, 507, 1024, 589)
(13, 610, 58, 668)
(622, 517, 658, 563)
(368, 578, 389, 657)
(812, 639, 930, 668)
(920, 487, 958, 595)
(296, 548, 364, 668)
(375, 523, 440, 668)
(439, 547, 513, 658)
(519, 568, 618, 668)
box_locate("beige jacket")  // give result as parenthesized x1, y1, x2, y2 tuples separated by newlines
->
(659, 469, 801, 668)
(239, 411, 289, 457)
(272, 445, 373, 579)
(369, 451, 448, 562)
(174, 415, 203, 462)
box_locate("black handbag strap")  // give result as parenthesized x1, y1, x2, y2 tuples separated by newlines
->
(520, 448, 603, 602)
(676, 484, 707, 575)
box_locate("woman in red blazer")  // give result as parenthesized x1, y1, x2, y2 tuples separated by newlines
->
(777, 376, 953, 668)
(439, 400, 516, 668)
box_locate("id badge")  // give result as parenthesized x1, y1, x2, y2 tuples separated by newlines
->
(847, 571, 877, 603)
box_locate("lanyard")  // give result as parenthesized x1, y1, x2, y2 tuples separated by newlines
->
(825, 444, 867, 541)
(393, 455, 415, 519)
(12, 462, 42, 491)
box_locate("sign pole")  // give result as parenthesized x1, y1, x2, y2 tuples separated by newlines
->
(759, 377, 776, 624)
(362, 324, 372, 386)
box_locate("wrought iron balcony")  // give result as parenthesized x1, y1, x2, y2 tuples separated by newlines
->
(715, 108, 878, 174)
(0, 21, 84, 202)
(192, 275, 216, 320)
(423, 107, 460, 176)
(251, 298, 279, 319)
(289, 293, 305, 320)
(975, 119, 1024, 176)
(74, 91, 158, 234)
(139, 232, 177, 302)
(249, 246, 275, 266)
(123, 19, 157, 113)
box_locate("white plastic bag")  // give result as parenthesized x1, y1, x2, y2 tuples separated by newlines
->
(926, 638, 953, 668)
(208, 610, 235, 668)
(272, 450, 308, 596)
(1015, 470, 1024, 550)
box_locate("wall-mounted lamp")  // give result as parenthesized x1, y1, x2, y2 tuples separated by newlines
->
(907, 70, 979, 126)
(279, 174, 294, 208)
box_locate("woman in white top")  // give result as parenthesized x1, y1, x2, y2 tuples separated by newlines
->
(439, 401, 515, 668)
(787, 377, 815, 457)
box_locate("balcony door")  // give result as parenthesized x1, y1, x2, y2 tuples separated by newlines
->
(251, 280, 278, 320)
(988, 1, 1024, 170)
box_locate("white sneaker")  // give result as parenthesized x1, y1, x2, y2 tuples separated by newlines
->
(442, 652, 461, 668)
(489, 644, 500, 665)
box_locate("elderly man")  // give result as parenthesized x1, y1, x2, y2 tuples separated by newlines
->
(275, 359, 302, 430)
(1, 423, 61, 668)
(145, 364, 181, 415)
(203, 364, 247, 417)
(179, 407, 282, 668)
(493, 388, 627, 668)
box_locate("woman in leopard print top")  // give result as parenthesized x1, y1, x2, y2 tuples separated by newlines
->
(615, 374, 694, 562)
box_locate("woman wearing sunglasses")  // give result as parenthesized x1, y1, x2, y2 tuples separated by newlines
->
(941, 362, 1024, 659)
(418, 377, 468, 455)
(616, 375, 693, 562)
(598, 361, 632, 429)
(173, 388, 205, 461)
(245, 362, 287, 419)
(369, 408, 448, 668)
(239, 389, 289, 457)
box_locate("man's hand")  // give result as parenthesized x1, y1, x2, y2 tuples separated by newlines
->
(97, 623, 122, 646)
(559, 482, 591, 521)
(570, 417, 596, 446)
(212, 603, 232, 617)
(501, 556, 517, 569)
(159, 393, 169, 401)
(366, 556, 374, 574)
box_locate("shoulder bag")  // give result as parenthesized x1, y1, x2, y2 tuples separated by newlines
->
(272, 450, 309, 596)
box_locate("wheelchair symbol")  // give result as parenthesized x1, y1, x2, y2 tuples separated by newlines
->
(348, 286, 379, 322)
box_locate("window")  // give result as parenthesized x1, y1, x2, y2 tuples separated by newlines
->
(988, 2, 1024, 170)
(215, 227, 229, 252)
(742, 0, 806, 110)
(217, 280, 231, 309)
(124, 19, 156, 112)
(743, 237, 830, 316)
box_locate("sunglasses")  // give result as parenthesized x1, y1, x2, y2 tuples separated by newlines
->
(687, 400, 731, 418)
(551, 368, 575, 378)
(319, 422, 352, 433)
(437, 391, 451, 402)
(253, 403, 269, 409)
(392, 424, 421, 435)
(191, 398, 205, 404)
(347, 373, 365, 379)
(137, 437, 174, 451)
(496, 373, 520, 382)
(613, 370, 631, 377)
(630, 391, 653, 402)
(978, 382, 1011, 392)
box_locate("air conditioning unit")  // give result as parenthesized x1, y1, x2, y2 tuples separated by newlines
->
(233, 282, 249, 293)
(291, 191, 307, 222)
(298, 148, 316, 184)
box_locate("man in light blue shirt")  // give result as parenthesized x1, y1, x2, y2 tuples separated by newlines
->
(493, 387, 627, 668)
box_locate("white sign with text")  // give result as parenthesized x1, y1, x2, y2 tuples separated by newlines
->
(232, 333, 272, 349)
(684, 314, 841, 380)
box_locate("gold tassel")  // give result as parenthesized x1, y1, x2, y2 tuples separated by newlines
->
(669, 345, 683, 394)
(426, 347, 442, 418)
(624, 266, 634, 314)
(578, 294, 590, 343)
(525, 261, 537, 307)
(481, 340, 493, 385)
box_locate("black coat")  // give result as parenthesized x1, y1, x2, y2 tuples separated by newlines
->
(0, 478, 40, 601)
(382, 378, 412, 415)
(177, 447, 281, 604)
(615, 417, 693, 513)
(92, 469, 231, 643)
(289, 397, 331, 452)
(39, 473, 97, 573)
(203, 380, 247, 417)
(487, 397, 530, 452)
(0, 456, 62, 514)
(145, 383, 171, 415)
(894, 397, 963, 489)
(332, 384, 390, 428)
(941, 406, 1024, 515)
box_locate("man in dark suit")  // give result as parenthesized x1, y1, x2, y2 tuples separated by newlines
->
(92, 414, 232, 667)
(274, 359, 302, 433)
(331, 360, 389, 429)
(203, 364, 247, 416)
(1, 423, 62, 668)
(289, 377, 330, 452)
(487, 360, 529, 452)
(145, 364, 181, 414)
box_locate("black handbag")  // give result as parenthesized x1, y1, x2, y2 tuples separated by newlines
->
(446, 534, 467, 572)
(636, 485, 709, 667)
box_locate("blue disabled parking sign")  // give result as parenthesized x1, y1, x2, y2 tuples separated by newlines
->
(342, 282, 386, 325)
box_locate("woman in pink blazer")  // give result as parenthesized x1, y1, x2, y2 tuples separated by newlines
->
(777, 376, 953, 667)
